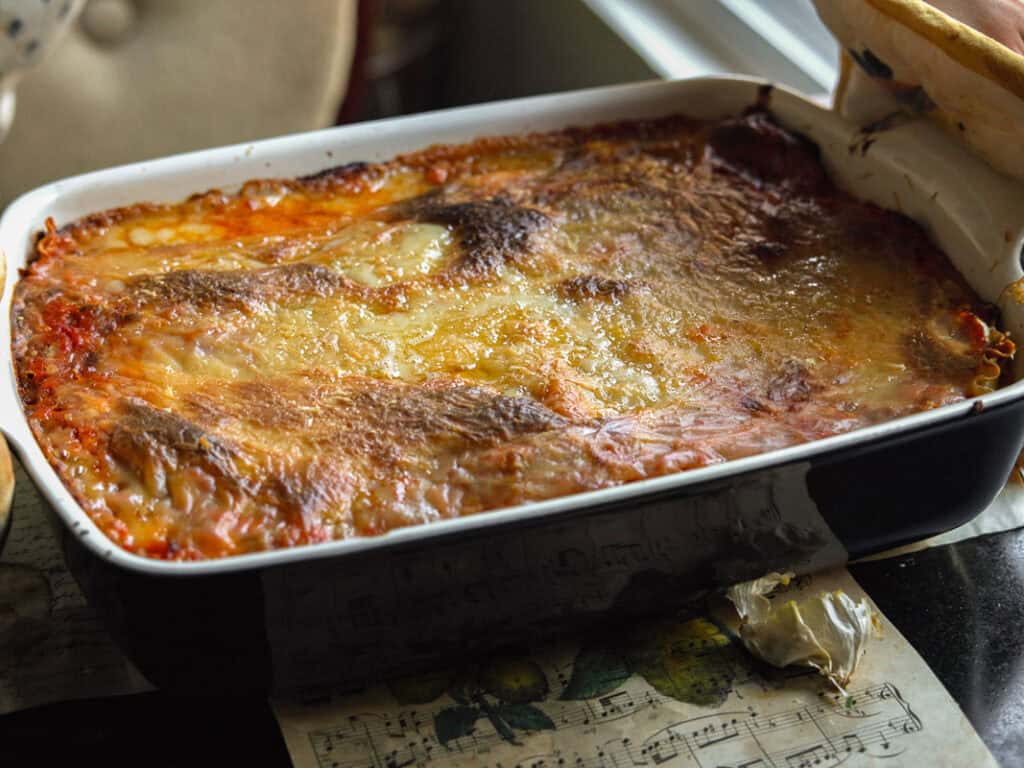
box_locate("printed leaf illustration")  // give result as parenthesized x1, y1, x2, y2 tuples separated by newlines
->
(446, 668, 477, 705)
(624, 616, 747, 707)
(495, 702, 556, 732)
(560, 646, 631, 700)
(434, 705, 481, 746)
(479, 656, 549, 703)
(387, 669, 453, 705)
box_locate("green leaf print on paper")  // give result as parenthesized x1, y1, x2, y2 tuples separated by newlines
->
(428, 655, 556, 748)
(399, 602, 753, 752)
(560, 646, 631, 701)
(433, 705, 482, 746)
(479, 657, 550, 703)
(623, 616, 745, 708)
(495, 702, 556, 732)
(387, 669, 453, 705)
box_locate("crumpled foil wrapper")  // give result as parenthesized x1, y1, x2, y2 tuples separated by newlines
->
(726, 572, 880, 691)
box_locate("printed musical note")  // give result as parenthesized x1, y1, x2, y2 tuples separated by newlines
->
(596, 690, 635, 718)
(273, 569, 999, 768)
(784, 744, 831, 768)
(294, 681, 941, 768)
(644, 739, 680, 766)
(693, 720, 739, 749)
(840, 734, 866, 754)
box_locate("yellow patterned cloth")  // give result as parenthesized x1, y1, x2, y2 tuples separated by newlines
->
(814, 0, 1024, 181)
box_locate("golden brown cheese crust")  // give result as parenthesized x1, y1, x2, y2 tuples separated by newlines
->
(12, 109, 1014, 560)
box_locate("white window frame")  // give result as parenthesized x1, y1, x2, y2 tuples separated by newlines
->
(582, 0, 839, 100)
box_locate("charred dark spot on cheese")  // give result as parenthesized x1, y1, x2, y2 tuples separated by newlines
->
(126, 263, 367, 310)
(220, 378, 570, 454)
(767, 360, 816, 406)
(263, 461, 355, 532)
(740, 395, 769, 414)
(746, 240, 789, 265)
(351, 383, 570, 446)
(752, 209, 802, 261)
(708, 111, 829, 194)
(61, 208, 135, 236)
(399, 196, 549, 276)
(109, 398, 243, 494)
(298, 161, 370, 184)
(557, 274, 632, 302)
(176, 378, 573, 524)
(835, 202, 928, 254)
(559, 113, 702, 145)
(251, 238, 314, 264)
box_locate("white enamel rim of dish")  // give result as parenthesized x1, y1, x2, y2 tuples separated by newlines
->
(2, 75, 1023, 577)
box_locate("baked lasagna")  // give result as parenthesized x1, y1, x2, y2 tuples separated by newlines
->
(12, 107, 1014, 560)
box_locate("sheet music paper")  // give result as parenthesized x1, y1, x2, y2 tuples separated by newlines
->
(0, 442, 1018, 768)
(273, 569, 996, 768)
(0, 461, 153, 714)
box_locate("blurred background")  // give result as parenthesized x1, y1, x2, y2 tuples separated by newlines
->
(371, 0, 836, 117)
(0, 0, 837, 207)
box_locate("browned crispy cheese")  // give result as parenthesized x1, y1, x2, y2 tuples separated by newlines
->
(12, 109, 1014, 559)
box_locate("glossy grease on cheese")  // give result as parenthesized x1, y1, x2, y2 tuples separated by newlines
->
(12, 110, 1013, 559)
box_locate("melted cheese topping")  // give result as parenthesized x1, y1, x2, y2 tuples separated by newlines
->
(12, 110, 1013, 559)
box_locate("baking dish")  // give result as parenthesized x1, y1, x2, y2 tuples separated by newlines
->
(3, 76, 1024, 695)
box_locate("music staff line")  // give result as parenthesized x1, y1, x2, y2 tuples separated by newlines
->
(308, 682, 920, 768)
(503, 685, 921, 768)
(626, 712, 922, 768)
(309, 680, 906, 747)
(387, 711, 921, 768)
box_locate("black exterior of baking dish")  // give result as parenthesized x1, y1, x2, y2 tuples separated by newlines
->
(46, 395, 1024, 697)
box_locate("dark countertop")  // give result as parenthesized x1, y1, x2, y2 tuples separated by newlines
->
(3, 528, 1023, 767)
(853, 528, 1024, 763)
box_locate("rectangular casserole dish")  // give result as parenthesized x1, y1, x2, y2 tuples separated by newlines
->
(3, 76, 1024, 695)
